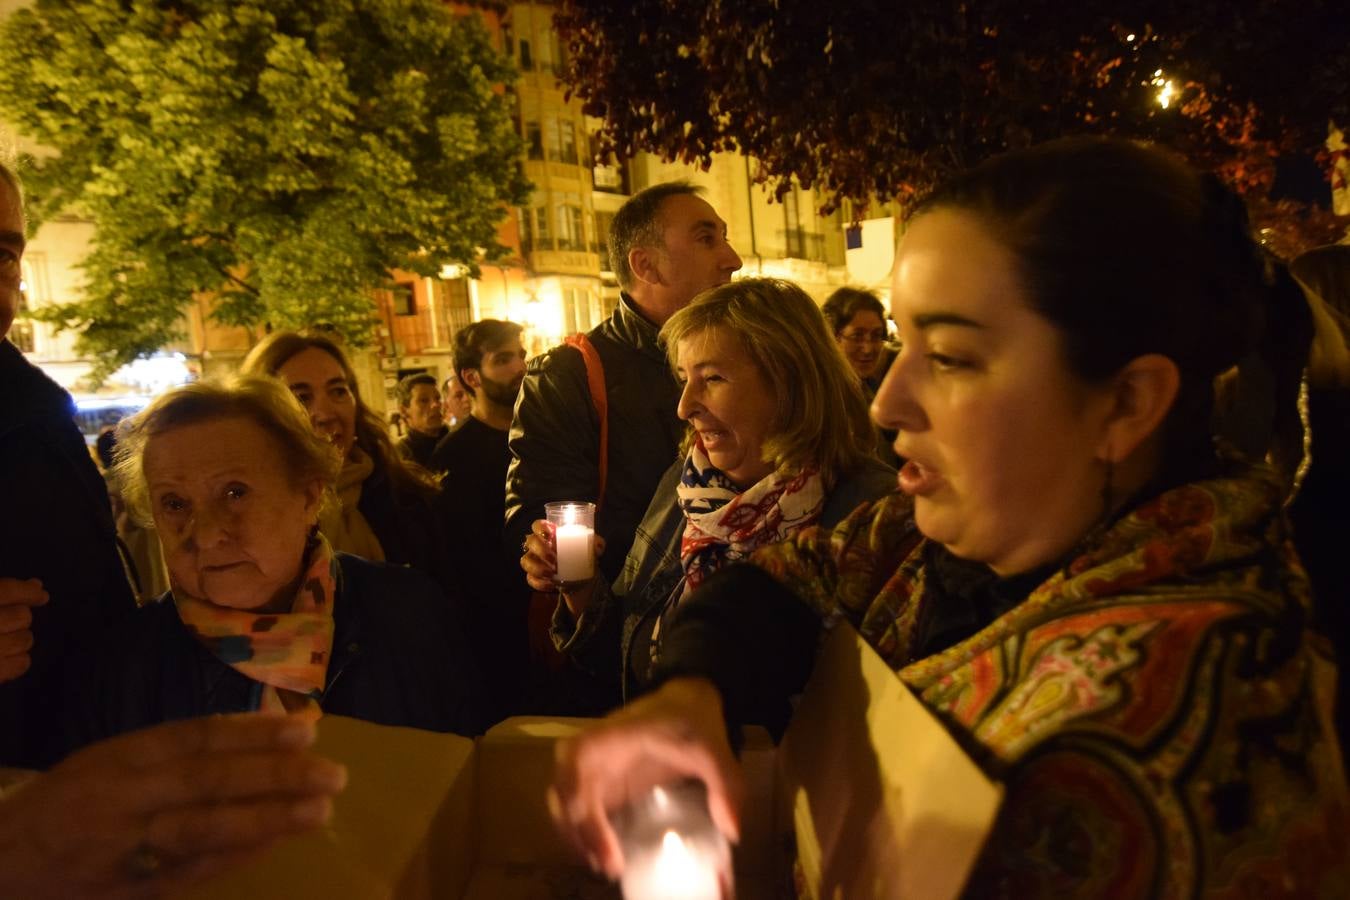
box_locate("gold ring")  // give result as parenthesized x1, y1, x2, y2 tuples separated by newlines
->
(126, 842, 163, 880)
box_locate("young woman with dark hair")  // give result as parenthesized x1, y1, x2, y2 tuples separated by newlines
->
(549, 138, 1349, 897)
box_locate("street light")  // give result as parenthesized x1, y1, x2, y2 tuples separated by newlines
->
(1151, 70, 1176, 109)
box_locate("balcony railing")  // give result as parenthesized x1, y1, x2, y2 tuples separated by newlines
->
(778, 228, 826, 262)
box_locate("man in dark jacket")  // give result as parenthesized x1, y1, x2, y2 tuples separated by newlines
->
(504, 182, 742, 584)
(394, 372, 448, 469)
(0, 162, 137, 768)
(431, 319, 528, 721)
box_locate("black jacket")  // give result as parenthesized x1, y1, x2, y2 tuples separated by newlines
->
(0, 340, 136, 767)
(65, 554, 485, 752)
(358, 461, 462, 606)
(397, 426, 448, 470)
(504, 294, 685, 583)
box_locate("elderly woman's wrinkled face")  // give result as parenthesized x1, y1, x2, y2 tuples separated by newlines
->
(145, 416, 322, 611)
(836, 309, 888, 381)
(277, 347, 359, 461)
(874, 209, 1117, 576)
(675, 327, 778, 488)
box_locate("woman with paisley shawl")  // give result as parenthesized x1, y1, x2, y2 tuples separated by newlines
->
(550, 138, 1350, 898)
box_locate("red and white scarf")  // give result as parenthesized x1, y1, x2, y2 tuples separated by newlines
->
(173, 536, 338, 719)
(676, 439, 826, 600)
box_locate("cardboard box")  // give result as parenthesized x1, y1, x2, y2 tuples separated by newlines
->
(187, 625, 1002, 899)
(777, 626, 1004, 900)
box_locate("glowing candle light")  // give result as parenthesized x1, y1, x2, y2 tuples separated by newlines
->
(546, 501, 596, 583)
(613, 781, 729, 900)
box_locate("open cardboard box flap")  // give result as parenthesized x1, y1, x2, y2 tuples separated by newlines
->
(186, 625, 1002, 899)
(778, 625, 1004, 900)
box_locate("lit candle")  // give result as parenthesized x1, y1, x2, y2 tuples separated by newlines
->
(621, 830, 722, 900)
(613, 782, 729, 900)
(546, 501, 596, 583)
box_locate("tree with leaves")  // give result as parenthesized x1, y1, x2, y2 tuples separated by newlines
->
(556, 0, 1348, 255)
(0, 0, 529, 381)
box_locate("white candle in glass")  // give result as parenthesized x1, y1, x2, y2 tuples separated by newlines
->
(620, 830, 722, 900)
(614, 783, 729, 900)
(549, 502, 595, 582)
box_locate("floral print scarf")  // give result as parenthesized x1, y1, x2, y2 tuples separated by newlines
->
(173, 535, 338, 719)
(676, 438, 826, 600)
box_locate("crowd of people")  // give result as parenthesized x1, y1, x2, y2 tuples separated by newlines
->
(3, 134, 1350, 896)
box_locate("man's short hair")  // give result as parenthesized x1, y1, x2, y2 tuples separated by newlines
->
(396, 372, 438, 407)
(453, 319, 524, 397)
(609, 181, 704, 291)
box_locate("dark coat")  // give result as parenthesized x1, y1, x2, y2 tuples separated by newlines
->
(504, 294, 685, 584)
(396, 426, 448, 470)
(0, 340, 136, 767)
(357, 461, 462, 606)
(552, 456, 898, 706)
(65, 553, 484, 752)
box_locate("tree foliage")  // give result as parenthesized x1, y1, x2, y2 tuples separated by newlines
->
(556, 0, 1348, 254)
(0, 0, 529, 381)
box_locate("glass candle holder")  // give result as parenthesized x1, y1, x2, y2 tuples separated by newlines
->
(611, 780, 731, 900)
(545, 500, 597, 584)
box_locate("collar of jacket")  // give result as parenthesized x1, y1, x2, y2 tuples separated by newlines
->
(0, 338, 76, 432)
(187, 554, 365, 707)
(609, 292, 667, 362)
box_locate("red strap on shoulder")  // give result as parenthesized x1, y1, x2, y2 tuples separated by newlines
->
(563, 333, 608, 514)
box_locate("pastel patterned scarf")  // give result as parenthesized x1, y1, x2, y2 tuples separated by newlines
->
(676, 439, 826, 600)
(173, 536, 338, 719)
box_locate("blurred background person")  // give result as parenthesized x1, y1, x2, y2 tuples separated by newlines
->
(441, 372, 473, 431)
(241, 330, 458, 601)
(67, 376, 481, 748)
(394, 372, 447, 469)
(822, 286, 901, 466)
(431, 319, 529, 722)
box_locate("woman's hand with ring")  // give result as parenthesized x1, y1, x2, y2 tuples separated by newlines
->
(0, 714, 346, 898)
(520, 519, 560, 593)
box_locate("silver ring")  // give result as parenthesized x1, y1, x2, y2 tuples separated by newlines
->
(126, 842, 163, 880)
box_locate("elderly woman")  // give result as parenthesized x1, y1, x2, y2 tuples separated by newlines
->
(522, 278, 895, 709)
(65, 376, 481, 746)
(241, 330, 457, 598)
(550, 138, 1350, 896)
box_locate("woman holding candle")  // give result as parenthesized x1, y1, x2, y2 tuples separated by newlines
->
(549, 138, 1350, 896)
(521, 278, 895, 712)
(64, 376, 483, 747)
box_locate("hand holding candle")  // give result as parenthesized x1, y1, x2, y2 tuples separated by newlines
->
(545, 501, 597, 585)
(614, 782, 731, 900)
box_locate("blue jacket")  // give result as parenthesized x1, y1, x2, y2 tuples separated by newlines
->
(65, 554, 484, 751)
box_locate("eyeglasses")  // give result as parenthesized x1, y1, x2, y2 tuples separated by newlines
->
(838, 329, 887, 347)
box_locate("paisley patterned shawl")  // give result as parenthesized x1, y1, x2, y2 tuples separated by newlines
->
(751, 461, 1349, 898)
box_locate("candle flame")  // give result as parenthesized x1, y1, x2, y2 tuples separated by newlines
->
(564, 504, 577, 526)
(655, 830, 697, 878)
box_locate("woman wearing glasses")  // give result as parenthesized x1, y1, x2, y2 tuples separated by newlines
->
(824, 286, 901, 466)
